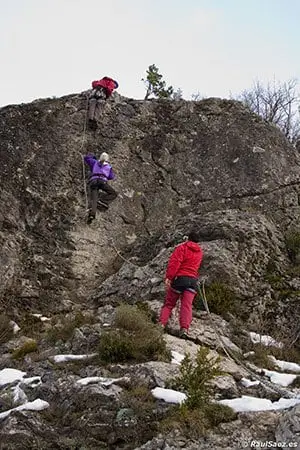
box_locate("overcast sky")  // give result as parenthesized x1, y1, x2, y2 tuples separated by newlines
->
(0, 0, 299, 107)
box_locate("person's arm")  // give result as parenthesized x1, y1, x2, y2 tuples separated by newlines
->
(92, 80, 102, 89)
(84, 154, 97, 170)
(108, 167, 115, 180)
(165, 245, 185, 282)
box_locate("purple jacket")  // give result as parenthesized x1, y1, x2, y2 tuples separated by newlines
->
(84, 155, 115, 182)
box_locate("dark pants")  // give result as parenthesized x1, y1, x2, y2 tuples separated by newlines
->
(88, 179, 118, 216)
(88, 88, 107, 121)
(88, 98, 105, 121)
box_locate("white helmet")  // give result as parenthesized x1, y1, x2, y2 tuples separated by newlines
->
(99, 152, 109, 162)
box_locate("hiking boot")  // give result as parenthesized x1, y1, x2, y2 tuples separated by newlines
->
(87, 213, 95, 224)
(88, 119, 97, 131)
(158, 323, 166, 333)
(179, 328, 189, 339)
(97, 200, 109, 210)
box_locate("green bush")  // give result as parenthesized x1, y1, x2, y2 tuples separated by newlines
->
(162, 347, 236, 437)
(204, 402, 237, 426)
(98, 304, 171, 363)
(285, 230, 300, 264)
(199, 282, 237, 317)
(170, 347, 222, 409)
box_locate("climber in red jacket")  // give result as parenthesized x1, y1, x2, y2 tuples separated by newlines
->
(159, 230, 203, 338)
(88, 76, 119, 130)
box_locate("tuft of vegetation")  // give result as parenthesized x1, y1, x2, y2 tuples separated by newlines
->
(267, 341, 300, 365)
(98, 304, 170, 364)
(161, 401, 236, 439)
(247, 344, 277, 370)
(161, 405, 207, 438)
(0, 314, 14, 344)
(136, 301, 157, 323)
(46, 311, 93, 344)
(285, 230, 300, 265)
(264, 259, 283, 287)
(122, 381, 156, 414)
(198, 282, 237, 318)
(204, 402, 237, 427)
(12, 339, 38, 359)
(18, 313, 44, 337)
(291, 376, 300, 388)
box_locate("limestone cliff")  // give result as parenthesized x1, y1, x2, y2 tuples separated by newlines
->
(0, 93, 300, 448)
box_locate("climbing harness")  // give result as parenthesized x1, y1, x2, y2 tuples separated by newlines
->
(197, 281, 296, 399)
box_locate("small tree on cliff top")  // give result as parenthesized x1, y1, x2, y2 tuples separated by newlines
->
(142, 64, 174, 100)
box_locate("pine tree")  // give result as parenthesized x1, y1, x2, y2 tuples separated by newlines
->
(142, 64, 174, 100)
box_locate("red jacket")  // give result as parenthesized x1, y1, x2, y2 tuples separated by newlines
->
(91, 77, 117, 97)
(166, 241, 203, 281)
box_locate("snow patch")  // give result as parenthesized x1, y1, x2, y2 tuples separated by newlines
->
(77, 376, 130, 386)
(171, 350, 185, 365)
(151, 387, 187, 404)
(219, 395, 300, 412)
(0, 368, 26, 386)
(0, 399, 49, 420)
(269, 356, 300, 373)
(241, 378, 260, 388)
(12, 385, 28, 404)
(263, 369, 297, 387)
(22, 376, 42, 387)
(32, 313, 51, 322)
(52, 353, 97, 363)
(10, 320, 21, 334)
(249, 331, 283, 348)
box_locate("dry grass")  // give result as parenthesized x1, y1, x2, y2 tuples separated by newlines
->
(46, 311, 94, 344)
(161, 402, 236, 439)
(12, 339, 38, 359)
(247, 344, 277, 370)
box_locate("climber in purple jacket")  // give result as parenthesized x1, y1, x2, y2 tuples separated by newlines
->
(84, 152, 118, 224)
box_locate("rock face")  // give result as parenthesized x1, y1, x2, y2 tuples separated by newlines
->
(1, 93, 300, 448)
(1, 94, 300, 312)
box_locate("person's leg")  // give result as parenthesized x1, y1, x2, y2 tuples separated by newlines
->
(159, 288, 181, 326)
(88, 98, 97, 121)
(179, 290, 196, 331)
(89, 181, 99, 217)
(87, 182, 92, 210)
(98, 182, 118, 206)
(94, 99, 105, 122)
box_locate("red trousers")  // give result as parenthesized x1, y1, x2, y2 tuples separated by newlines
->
(159, 288, 196, 330)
